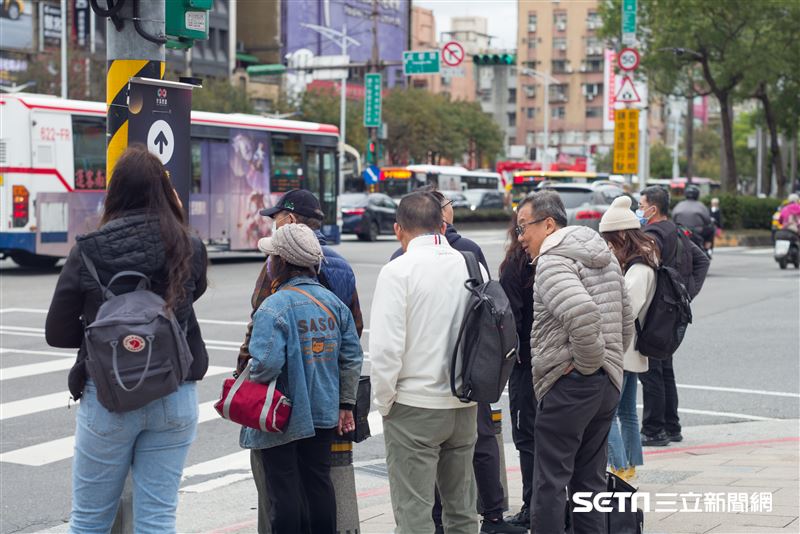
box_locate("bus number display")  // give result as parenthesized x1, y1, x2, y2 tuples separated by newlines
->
(74, 168, 106, 191)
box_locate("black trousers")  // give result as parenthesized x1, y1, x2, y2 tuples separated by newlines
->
(639, 356, 681, 436)
(432, 402, 506, 523)
(508, 359, 536, 510)
(531, 371, 619, 534)
(259, 428, 337, 534)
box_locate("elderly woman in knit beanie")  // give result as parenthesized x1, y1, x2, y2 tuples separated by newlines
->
(599, 196, 661, 482)
(241, 223, 363, 534)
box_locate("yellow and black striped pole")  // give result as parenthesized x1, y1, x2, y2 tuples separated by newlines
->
(104, 0, 165, 183)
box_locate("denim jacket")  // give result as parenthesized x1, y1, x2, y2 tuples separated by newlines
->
(240, 276, 363, 449)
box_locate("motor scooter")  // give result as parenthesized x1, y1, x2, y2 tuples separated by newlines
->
(774, 229, 800, 270)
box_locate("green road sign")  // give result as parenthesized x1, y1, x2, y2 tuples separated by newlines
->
(403, 50, 441, 75)
(622, 0, 637, 44)
(364, 73, 382, 128)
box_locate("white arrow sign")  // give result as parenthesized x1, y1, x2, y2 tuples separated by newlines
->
(147, 120, 175, 165)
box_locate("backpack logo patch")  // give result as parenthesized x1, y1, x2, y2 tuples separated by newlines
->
(123, 335, 147, 353)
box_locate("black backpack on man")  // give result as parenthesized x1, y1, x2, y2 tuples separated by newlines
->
(450, 251, 518, 403)
(635, 224, 694, 360)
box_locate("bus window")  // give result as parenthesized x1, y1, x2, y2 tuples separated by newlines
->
(72, 116, 106, 190)
(271, 135, 303, 192)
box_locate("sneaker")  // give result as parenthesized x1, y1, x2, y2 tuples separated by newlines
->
(641, 431, 670, 446)
(624, 466, 637, 482)
(505, 506, 530, 529)
(480, 517, 529, 533)
(667, 431, 683, 442)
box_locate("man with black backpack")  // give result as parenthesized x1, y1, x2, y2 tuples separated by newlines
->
(390, 187, 522, 534)
(637, 186, 710, 446)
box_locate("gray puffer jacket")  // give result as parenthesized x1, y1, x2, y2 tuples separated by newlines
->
(531, 226, 635, 401)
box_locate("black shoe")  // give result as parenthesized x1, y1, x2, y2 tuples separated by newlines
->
(667, 431, 683, 442)
(641, 431, 670, 446)
(505, 506, 530, 529)
(481, 517, 528, 534)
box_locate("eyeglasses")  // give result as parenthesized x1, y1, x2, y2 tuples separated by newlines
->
(440, 199, 454, 209)
(515, 217, 548, 237)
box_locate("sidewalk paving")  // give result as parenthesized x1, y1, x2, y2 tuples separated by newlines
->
(176, 418, 799, 534)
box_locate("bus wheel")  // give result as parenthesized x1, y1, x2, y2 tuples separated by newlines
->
(7, 1, 20, 19)
(10, 252, 59, 269)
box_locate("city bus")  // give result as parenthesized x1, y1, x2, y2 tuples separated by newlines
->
(0, 93, 341, 267)
(374, 165, 504, 198)
(509, 170, 609, 207)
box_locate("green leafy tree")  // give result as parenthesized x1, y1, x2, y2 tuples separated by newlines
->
(649, 142, 685, 179)
(192, 78, 253, 114)
(599, 0, 784, 194)
(296, 89, 367, 154)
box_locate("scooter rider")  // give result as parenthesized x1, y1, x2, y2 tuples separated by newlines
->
(672, 185, 714, 254)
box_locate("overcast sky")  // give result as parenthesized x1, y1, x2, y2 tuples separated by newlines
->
(414, 0, 518, 50)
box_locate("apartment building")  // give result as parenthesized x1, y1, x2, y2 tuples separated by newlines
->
(516, 0, 611, 159)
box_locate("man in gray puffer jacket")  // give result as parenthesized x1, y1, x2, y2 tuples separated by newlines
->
(515, 190, 635, 533)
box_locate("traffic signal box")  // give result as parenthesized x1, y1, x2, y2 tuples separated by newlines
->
(473, 54, 516, 65)
(165, 0, 212, 49)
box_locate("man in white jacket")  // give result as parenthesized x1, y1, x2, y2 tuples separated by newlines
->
(370, 191, 483, 534)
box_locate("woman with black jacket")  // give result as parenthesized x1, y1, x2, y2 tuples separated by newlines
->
(45, 146, 208, 534)
(499, 212, 536, 528)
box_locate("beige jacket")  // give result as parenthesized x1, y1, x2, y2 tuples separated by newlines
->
(531, 226, 635, 400)
(623, 263, 656, 373)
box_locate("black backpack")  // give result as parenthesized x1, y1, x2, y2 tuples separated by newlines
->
(450, 251, 518, 403)
(634, 235, 693, 360)
(82, 253, 194, 412)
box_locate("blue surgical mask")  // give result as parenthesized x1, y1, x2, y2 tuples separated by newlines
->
(635, 207, 650, 226)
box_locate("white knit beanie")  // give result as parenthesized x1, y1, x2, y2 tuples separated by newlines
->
(599, 195, 640, 233)
(257, 223, 324, 268)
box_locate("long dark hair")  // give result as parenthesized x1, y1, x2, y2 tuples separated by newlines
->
(602, 228, 661, 271)
(269, 256, 317, 293)
(499, 210, 533, 288)
(101, 145, 193, 309)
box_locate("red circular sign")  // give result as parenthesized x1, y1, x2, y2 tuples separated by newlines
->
(618, 48, 640, 71)
(442, 41, 465, 67)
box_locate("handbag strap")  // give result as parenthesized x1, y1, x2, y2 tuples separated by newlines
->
(283, 286, 338, 328)
(223, 365, 251, 420)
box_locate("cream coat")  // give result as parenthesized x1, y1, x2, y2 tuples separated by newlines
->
(623, 263, 656, 373)
(531, 226, 635, 401)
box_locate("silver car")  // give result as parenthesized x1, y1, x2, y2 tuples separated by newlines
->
(538, 183, 625, 231)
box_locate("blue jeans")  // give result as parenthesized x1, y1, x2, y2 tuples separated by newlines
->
(607, 372, 643, 470)
(70, 381, 198, 534)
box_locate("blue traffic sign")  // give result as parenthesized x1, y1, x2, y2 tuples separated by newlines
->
(363, 165, 380, 185)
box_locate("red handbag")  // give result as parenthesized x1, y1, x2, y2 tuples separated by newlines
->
(215, 366, 292, 432)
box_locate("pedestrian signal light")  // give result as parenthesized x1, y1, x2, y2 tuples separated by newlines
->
(473, 54, 516, 65)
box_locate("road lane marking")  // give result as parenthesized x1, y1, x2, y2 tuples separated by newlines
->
(0, 348, 74, 358)
(677, 383, 800, 398)
(0, 359, 75, 381)
(0, 400, 222, 466)
(0, 366, 231, 420)
(634, 404, 777, 421)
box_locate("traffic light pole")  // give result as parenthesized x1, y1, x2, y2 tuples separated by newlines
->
(104, 0, 166, 181)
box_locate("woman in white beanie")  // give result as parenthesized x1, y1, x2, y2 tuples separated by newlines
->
(241, 223, 363, 534)
(599, 195, 661, 481)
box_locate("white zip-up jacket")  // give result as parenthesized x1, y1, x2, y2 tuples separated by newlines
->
(369, 234, 484, 416)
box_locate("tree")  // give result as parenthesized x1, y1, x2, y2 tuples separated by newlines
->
(599, 0, 784, 194)
(649, 142, 685, 179)
(192, 78, 253, 114)
(296, 88, 367, 154)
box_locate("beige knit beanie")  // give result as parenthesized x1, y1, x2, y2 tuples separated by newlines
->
(599, 195, 640, 233)
(258, 223, 324, 268)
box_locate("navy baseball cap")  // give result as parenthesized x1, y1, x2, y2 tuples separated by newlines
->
(260, 189, 324, 220)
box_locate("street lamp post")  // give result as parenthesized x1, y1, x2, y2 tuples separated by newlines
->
(298, 23, 360, 190)
(520, 68, 558, 170)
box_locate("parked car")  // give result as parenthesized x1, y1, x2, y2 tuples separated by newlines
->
(441, 190, 471, 211)
(538, 183, 625, 231)
(340, 193, 397, 241)
(462, 189, 505, 211)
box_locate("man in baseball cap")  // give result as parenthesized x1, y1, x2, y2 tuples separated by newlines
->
(260, 189, 325, 221)
(242, 188, 364, 533)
